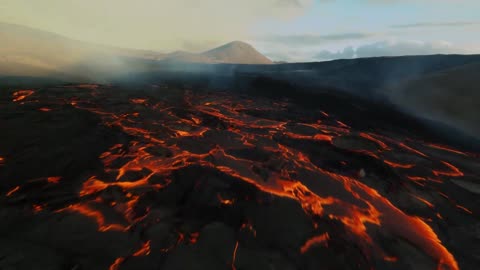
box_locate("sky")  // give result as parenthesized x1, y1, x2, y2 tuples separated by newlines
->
(1, 0, 479, 62)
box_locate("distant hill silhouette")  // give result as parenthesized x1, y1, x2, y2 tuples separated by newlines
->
(0, 22, 169, 80)
(0, 22, 272, 80)
(202, 41, 273, 64)
(158, 41, 273, 64)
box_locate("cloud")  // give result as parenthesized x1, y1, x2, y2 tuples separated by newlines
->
(260, 33, 373, 46)
(275, 0, 303, 8)
(313, 40, 472, 61)
(0, 0, 314, 51)
(314, 46, 356, 60)
(355, 40, 469, 57)
(391, 21, 480, 28)
(263, 50, 313, 62)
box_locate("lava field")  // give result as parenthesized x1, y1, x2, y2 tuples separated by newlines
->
(0, 84, 479, 270)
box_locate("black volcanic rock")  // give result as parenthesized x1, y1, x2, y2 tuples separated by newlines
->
(0, 84, 479, 270)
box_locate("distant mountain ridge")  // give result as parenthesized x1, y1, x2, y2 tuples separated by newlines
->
(0, 22, 272, 79)
(158, 41, 273, 64)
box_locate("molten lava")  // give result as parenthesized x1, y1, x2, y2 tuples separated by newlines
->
(231, 241, 239, 270)
(433, 161, 464, 177)
(4, 86, 477, 270)
(300, 232, 330, 253)
(6, 186, 20, 197)
(12, 90, 34, 102)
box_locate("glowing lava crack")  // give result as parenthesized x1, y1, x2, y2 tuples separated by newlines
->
(3, 87, 478, 270)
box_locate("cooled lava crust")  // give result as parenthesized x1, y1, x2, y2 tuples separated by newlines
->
(0, 84, 479, 270)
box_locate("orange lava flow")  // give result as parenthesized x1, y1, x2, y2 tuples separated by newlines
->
(217, 194, 235, 205)
(189, 232, 200, 244)
(383, 204, 458, 270)
(336, 121, 349, 128)
(47, 176, 61, 184)
(359, 133, 389, 149)
(384, 160, 415, 169)
(411, 194, 435, 208)
(32, 204, 44, 213)
(13, 88, 469, 270)
(12, 90, 34, 102)
(398, 143, 428, 158)
(108, 258, 124, 270)
(433, 162, 464, 177)
(218, 145, 458, 269)
(332, 174, 457, 269)
(455, 205, 473, 214)
(384, 256, 398, 262)
(284, 132, 333, 143)
(426, 143, 470, 157)
(407, 176, 428, 182)
(133, 241, 151, 256)
(130, 98, 147, 104)
(57, 204, 126, 232)
(6, 186, 20, 196)
(300, 232, 330, 253)
(231, 241, 239, 270)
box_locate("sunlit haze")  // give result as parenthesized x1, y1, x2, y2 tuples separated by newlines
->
(2, 0, 479, 61)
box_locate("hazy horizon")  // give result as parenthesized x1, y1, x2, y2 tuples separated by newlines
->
(1, 0, 480, 62)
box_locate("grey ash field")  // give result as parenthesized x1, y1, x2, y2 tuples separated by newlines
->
(0, 80, 479, 270)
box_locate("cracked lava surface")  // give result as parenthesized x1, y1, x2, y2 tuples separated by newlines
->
(1, 84, 479, 270)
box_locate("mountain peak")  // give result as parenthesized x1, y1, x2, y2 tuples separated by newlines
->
(218, 40, 254, 48)
(202, 41, 273, 65)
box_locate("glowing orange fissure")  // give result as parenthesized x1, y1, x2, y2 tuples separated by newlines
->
(47, 176, 61, 184)
(79, 137, 459, 270)
(360, 132, 389, 150)
(6, 186, 20, 197)
(411, 194, 435, 208)
(108, 258, 124, 270)
(426, 143, 470, 157)
(217, 194, 235, 205)
(231, 241, 239, 270)
(108, 241, 151, 270)
(433, 161, 464, 177)
(300, 232, 329, 253)
(9, 88, 470, 270)
(12, 90, 34, 102)
(78, 91, 460, 269)
(384, 160, 415, 169)
(57, 204, 126, 232)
